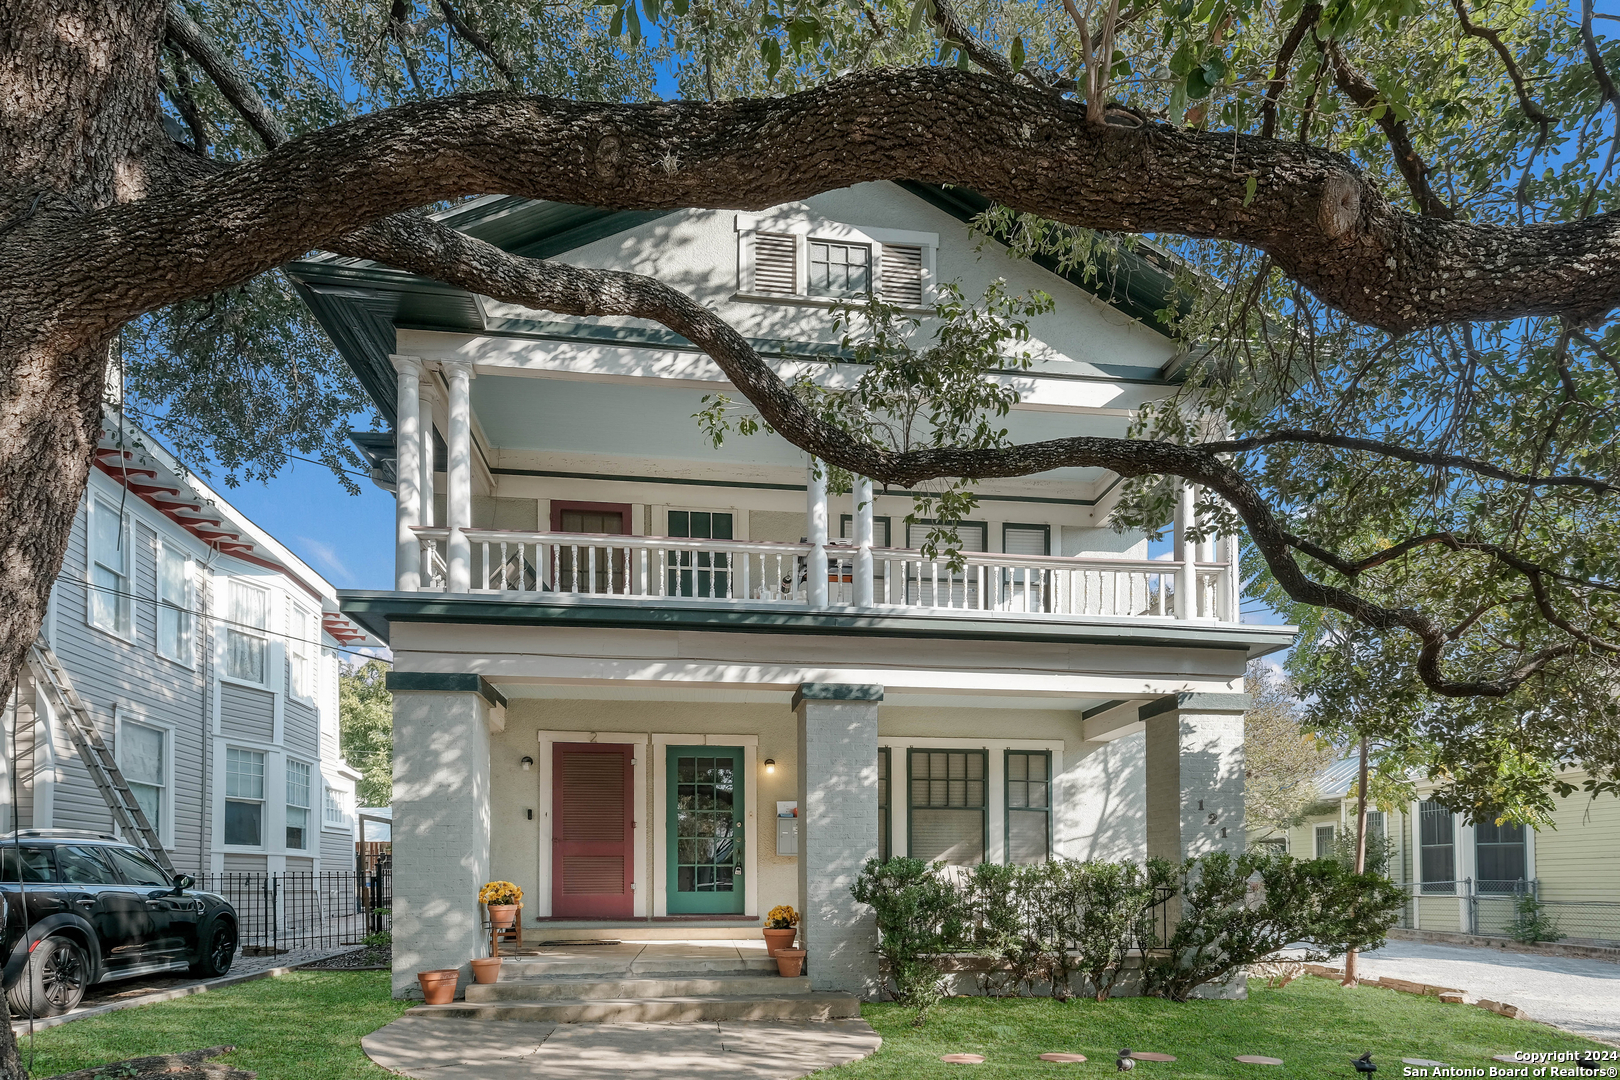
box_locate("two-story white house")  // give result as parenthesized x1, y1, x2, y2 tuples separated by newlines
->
(289, 181, 1294, 999)
(1, 416, 373, 879)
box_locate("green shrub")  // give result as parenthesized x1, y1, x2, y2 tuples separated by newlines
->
(960, 862, 1043, 997)
(1142, 851, 1404, 1002)
(361, 929, 392, 949)
(1508, 892, 1564, 944)
(1069, 858, 1178, 1002)
(850, 857, 967, 1023)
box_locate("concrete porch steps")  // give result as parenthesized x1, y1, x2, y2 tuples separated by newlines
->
(406, 992, 860, 1024)
(468, 974, 812, 1000)
(496, 955, 780, 978)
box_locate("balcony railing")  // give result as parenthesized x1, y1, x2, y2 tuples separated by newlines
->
(415, 528, 1239, 621)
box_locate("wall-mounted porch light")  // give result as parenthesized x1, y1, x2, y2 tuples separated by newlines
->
(520, 756, 534, 771)
(764, 758, 776, 774)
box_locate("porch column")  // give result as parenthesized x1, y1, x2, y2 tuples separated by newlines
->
(386, 672, 506, 998)
(418, 378, 437, 582)
(1142, 692, 1248, 862)
(1173, 481, 1197, 620)
(1219, 532, 1241, 622)
(794, 682, 882, 997)
(444, 361, 474, 593)
(392, 355, 424, 592)
(853, 475, 874, 607)
(806, 458, 828, 608)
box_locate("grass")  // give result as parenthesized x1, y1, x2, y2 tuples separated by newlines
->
(13, 970, 1612, 1079)
(825, 977, 1612, 1078)
(14, 972, 406, 1079)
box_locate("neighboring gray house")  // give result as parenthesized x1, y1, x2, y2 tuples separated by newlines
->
(1, 417, 374, 878)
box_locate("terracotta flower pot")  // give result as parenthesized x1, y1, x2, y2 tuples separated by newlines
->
(470, 957, 502, 984)
(775, 949, 806, 977)
(487, 903, 518, 929)
(762, 927, 797, 957)
(417, 969, 459, 1005)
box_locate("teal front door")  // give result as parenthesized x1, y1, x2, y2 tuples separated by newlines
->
(666, 746, 746, 914)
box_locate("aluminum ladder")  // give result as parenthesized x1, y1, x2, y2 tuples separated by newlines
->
(25, 638, 175, 874)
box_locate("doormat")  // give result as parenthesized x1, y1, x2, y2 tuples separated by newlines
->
(535, 939, 622, 947)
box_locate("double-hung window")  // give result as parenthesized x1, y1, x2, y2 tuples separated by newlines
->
(1419, 800, 1456, 893)
(1475, 818, 1527, 891)
(288, 604, 315, 699)
(224, 580, 268, 683)
(225, 748, 265, 846)
(908, 749, 986, 865)
(1005, 750, 1051, 864)
(286, 760, 311, 850)
(156, 542, 194, 663)
(323, 783, 349, 829)
(1314, 824, 1336, 858)
(119, 721, 166, 838)
(88, 497, 132, 636)
(667, 510, 734, 598)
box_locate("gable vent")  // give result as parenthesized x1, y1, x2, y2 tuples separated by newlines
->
(881, 244, 924, 306)
(753, 233, 797, 294)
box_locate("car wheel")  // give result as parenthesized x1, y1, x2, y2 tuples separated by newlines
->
(190, 921, 237, 978)
(6, 936, 89, 1018)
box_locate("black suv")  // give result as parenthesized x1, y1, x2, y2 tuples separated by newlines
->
(1, 831, 238, 1017)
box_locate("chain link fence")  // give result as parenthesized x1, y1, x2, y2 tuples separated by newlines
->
(1392, 878, 1620, 946)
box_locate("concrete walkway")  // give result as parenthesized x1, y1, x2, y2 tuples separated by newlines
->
(1355, 939, 1620, 1044)
(362, 1015, 882, 1080)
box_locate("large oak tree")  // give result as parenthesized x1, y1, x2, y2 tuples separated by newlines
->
(1, 0, 1618, 1042)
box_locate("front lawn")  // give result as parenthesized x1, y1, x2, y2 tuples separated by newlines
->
(831, 977, 1610, 1078)
(14, 971, 406, 1080)
(14, 969, 1611, 1079)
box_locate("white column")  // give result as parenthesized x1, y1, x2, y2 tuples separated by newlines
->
(807, 458, 828, 608)
(444, 362, 474, 593)
(1219, 532, 1240, 622)
(418, 380, 437, 583)
(393, 356, 424, 592)
(1173, 480, 1197, 620)
(853, 475, 874, 607)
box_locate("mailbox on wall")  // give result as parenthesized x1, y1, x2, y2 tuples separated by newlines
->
(776, 801, 798, 857)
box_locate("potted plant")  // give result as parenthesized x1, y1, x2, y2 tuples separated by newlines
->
(417, 968, 458, 1004)
(479, 880, 523, 929)
(775, 948, 806, 978)
(763, 905, 798, 957)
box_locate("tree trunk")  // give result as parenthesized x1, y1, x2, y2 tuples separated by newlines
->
(1342, 736, 1371, 988)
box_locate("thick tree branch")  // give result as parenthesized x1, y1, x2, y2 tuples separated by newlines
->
(14, 69, 1620, 342)
(1201, 429, 1620, 495)
(163, 2, 287, 148)
(1326, 40, 1454, 219)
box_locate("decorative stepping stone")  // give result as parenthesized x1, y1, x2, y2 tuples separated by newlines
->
(1040, 1053, 1089, 1062)
(1128, 1053, 1177, 1062)
(941, 1054, 985, 1064)
(1235, 1056, 1284, 1065)
(1404, 1060, 1449, 1068)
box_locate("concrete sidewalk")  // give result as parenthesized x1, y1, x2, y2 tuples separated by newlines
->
(362, 1015, 882, 1080)
(1355, 939, 1620, 1044)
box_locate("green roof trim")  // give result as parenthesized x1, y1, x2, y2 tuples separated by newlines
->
(386, 670, 508, 708)
(336, 591, 1294, 657)
(793, 683, 885, 709)
(1138, 692, 1252, 719)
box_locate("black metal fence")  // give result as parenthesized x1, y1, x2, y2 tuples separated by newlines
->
(197, 864, 391, 954)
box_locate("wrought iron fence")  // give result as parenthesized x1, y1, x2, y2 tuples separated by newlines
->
(197, 864, 391, 955)
(1391, 878, 1620, 946)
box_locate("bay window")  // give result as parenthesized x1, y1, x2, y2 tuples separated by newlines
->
(156, 542, 194, 663)
(224, 580, 268, 683)
(225, 748, 265, 846)
(286, 760, 310, 850)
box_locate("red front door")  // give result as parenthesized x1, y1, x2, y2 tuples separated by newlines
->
(552, 743, 634, 918)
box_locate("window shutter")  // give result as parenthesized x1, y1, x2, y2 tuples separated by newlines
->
(1003, 526, 1048, 556)
(906, 522, 985, 552)
(881, 244, 924, 306)
(752, 233, 797, 294)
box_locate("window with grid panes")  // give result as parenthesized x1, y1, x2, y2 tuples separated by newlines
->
(1420, 800, 1456, 892)
(908, 749, 986, 865)
(89, 498, 132, 635)
(156, 542, 193, 662)
(1005, 750, 1051, 864)
(224, 580, 268, 683)
(225, 748, 265, 846)
(1314, 824, 1336, 858)
(667, 511, 733, 597)
(877, 748, 891, 862)
(807, 240, 870, 297)
(286, 759, 310, 850)
(1475, 818, 1526, 890)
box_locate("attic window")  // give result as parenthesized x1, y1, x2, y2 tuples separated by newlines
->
(753, 233, 797, 294)
(808, 241, 871, 298)
(881, 244, 924, 306)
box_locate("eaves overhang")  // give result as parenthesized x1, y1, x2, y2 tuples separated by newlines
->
(337, 590, 1295, 659)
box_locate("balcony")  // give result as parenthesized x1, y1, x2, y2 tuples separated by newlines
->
(411, 527, 1239, 623)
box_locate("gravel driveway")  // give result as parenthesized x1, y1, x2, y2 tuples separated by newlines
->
(1354, 939, 1620, 1044)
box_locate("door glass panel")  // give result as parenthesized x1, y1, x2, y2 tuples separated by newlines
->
(104, 846, 171, 888)
(667, 512, 734, 597)
(0, 847, 56, 882)
(671, 750, 742, 900)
